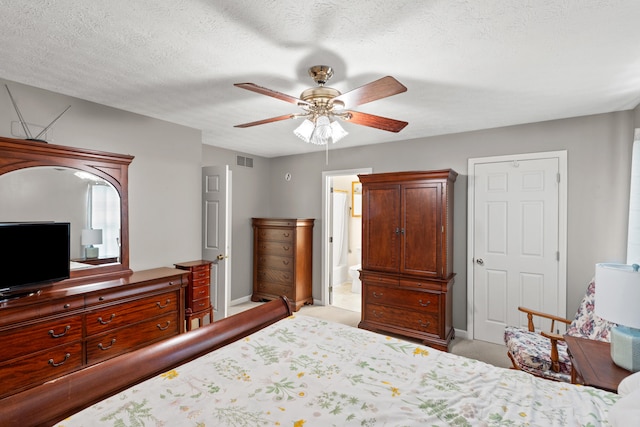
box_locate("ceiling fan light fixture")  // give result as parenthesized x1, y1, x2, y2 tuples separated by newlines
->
(293, 119, 314, 143)
(330, 120, 348, 143)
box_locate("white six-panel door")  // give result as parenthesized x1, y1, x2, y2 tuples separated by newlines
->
(468, 152, 566, 344)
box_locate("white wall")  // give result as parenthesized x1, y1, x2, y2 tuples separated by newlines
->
(0, 78, 204, 271)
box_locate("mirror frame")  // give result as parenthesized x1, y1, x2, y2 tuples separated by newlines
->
(0, 136, 134, 284)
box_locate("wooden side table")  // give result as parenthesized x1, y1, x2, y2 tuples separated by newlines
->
(174, 260, 213, 331)
(565, 335, 632, 393)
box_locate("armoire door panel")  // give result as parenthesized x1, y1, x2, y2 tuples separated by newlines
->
(363, 185, 400, 272)
(402, 184, 442, 277)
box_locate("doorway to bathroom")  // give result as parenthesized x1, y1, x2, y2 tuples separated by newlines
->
(321, 168, 372, 312)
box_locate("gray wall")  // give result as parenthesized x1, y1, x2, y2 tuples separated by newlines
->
(268, 111, 635, 330)
(3, 77, 637, 333)
(0, 78, 204, 271)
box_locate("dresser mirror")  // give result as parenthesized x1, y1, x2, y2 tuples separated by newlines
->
(0, 167, 120, 266)
(0, 136, 134, 285)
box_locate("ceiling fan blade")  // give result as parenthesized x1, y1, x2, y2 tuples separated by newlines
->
(344, 111, 408, 133)
(234, 113, 298, 128)
(332, 76, 407, 109)
(234, 83, 312, 106)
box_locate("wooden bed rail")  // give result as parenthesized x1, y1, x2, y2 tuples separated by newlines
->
(1, 297, 292, 427)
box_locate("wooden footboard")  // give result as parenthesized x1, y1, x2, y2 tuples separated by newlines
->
(1, 297, 292, 427)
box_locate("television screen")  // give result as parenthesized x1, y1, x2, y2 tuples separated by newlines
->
(0, 222, 70, 292)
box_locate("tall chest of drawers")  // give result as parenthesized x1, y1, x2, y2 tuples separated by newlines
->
(174, 260, 214, 330)
(252, 218, 314, 311)
(0, 268, 187, 399)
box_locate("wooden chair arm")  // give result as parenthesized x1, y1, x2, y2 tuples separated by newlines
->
(517, 306, 572, 333)
(540, 331, 566, 373)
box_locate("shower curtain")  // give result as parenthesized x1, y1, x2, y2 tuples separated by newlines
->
(332, 191, 349, 286)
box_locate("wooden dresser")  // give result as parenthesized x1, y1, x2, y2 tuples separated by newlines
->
(252, 218, 314, 311)
(0, 268, 187, 399)
(358, 170, 457, 351)
(174, 260, 214, 330)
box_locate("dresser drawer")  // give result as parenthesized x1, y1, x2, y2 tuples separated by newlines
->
(0, 296, 84, 327)
(191, 268, 210, 281)
(86, 312, 179, 364)
(85, 277, 183, 306)
(86, 291, 178, 335)
(256, 254, 294, 271)
(0, 315, 83, 363)
(257, 268, 293, 284)
(189, 296, 211, 312)
(0, 341, 83, 397)
(364, 284, 439, 313)
(188, 284, 210, 303)
(256, 281, 290, 297)
(257, 228, 294, 243)
(257, 241, 295, 257)
(191, 276, 209, 288)
(364, 303, 439, 335)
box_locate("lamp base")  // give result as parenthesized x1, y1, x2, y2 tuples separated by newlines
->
(610, 325, 640, 372)
(85, 246, 99, 259)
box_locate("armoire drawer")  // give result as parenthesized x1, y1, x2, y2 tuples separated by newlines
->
(0, 315, 83, 363)
(364, 303, 439, 335)
(364, 284, 439, 313)
(86, 312, 178, 364)
(86, 291, 178, 335)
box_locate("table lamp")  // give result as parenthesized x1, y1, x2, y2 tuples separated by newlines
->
(81, 228, 103, 259)
(595, 262, 640, 372)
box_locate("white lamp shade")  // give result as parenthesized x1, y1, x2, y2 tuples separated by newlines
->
(595, 263, 640, 328)
(81, 228, 103, 246)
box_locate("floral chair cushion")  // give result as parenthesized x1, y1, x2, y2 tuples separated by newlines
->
(565, 279, 615, 341)
(504, 325, 571, 382)
(503, 278, 615, 382)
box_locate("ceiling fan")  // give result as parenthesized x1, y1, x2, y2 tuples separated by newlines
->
(233, 65, 408, 145)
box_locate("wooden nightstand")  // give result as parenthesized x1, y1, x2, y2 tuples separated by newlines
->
(565, 335, 632, 393)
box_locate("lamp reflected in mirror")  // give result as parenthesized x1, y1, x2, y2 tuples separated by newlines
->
(82, 228, 103, 259)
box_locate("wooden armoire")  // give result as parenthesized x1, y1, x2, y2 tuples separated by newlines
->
(358, 170, 457, 351)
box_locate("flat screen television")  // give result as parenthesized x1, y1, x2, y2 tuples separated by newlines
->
(0, 222, 70, 299)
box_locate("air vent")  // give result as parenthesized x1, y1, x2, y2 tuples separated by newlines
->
(236, 155, 254, 168)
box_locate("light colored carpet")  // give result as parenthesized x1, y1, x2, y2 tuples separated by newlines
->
(229, 301, 513, 369)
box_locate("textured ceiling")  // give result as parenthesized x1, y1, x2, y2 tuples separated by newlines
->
(1, 1, 640, 158)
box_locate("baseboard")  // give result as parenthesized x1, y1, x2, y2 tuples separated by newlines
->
(454, 328, 468, 340)
(230, 295, 252, 306)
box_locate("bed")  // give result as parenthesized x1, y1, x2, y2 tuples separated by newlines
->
(1, 297, 622, 426)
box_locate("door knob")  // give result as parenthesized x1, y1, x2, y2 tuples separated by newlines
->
(476, 258, 484, 265)
(217, 254, 228, 261)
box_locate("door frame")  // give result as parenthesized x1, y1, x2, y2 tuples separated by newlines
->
(466, 151, 567, 339)
(321, 167, 372, 306)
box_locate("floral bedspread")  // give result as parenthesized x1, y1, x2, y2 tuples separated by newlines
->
(56, 314, 618, 426)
